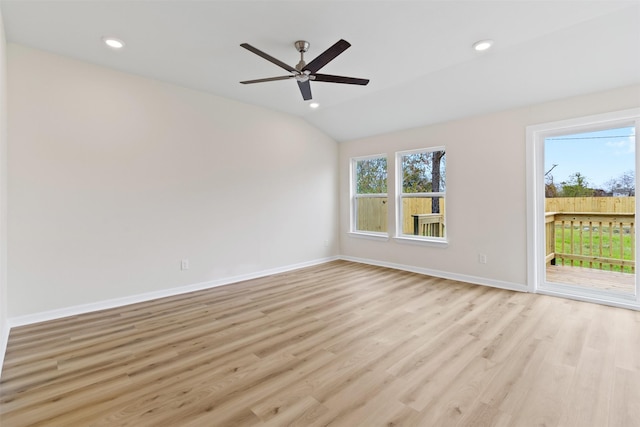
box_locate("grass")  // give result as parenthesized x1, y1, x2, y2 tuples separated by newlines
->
(553, 224, 634, 273)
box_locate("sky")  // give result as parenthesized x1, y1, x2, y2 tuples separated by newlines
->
(544, 126, 636, 190)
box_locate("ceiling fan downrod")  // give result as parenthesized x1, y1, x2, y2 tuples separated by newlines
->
(294, 40, 309, 71)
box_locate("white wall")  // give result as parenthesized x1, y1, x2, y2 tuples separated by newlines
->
(7, 44, 338, 318)
(5, 41, 639, 326)
(0, 9, 9, 372)
(340, 84, 640, 289)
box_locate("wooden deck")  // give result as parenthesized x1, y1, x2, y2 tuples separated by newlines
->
(546, 264, 636, 294)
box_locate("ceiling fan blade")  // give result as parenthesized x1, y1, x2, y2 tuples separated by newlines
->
(297, 80, 312, 100)
(312, 74, 370, 85)
(304, 39, 351, 74)
(240, 76, 294, 84)
(240, 43, 297, 73)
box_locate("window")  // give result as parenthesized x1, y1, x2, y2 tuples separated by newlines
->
(396, 148, 446, 240)
(351, 155, 388, 235)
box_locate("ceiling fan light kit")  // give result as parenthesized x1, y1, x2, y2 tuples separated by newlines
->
(240, 39, 370, 101)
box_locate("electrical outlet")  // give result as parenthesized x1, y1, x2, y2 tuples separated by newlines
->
(478, 253, 487, 264)
(324, 240, 329, 247)
(181, 259, 189, 270)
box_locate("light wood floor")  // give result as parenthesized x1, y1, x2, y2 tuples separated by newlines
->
(1, 260, 639, 426)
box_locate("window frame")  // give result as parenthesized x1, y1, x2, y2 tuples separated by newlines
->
(350, 153, 389, 239)
(395, 147, 448, 245)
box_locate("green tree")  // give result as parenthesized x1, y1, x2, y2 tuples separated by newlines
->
(402, 151, 446, 213)
(560, 172, 594, 197)
(356, 158, 387, 194)
(402, 153, 431, 193)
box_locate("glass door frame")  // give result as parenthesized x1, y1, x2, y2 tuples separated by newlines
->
(526, 108, 640, 309)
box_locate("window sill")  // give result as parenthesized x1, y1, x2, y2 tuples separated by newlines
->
(393, 236, 449, 247)
(348, 231, 390, 241)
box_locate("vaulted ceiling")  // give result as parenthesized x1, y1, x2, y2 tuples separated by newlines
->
(1, 1, 639, 141)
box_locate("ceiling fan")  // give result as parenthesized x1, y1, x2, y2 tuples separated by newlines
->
(240, 39, 370, 101)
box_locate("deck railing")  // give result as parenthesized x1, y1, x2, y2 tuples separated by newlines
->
(411, 213, 445, 237)
(545, 212, 635, 272)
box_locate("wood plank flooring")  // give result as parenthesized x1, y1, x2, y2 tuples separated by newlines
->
(1, 260, 639, 426)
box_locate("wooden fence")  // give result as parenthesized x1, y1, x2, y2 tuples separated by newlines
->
(357, 196, 634, 238)
(546, 197, 635, 213)
(402, 198, 445, 235)
(356, 197, 444, 234)
(356, 197, 388, 232)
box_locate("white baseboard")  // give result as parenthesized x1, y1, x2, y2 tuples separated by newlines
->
(8, 256, 340, 329)
(2, 254, 522, 375)
(339, 255, 528, 293)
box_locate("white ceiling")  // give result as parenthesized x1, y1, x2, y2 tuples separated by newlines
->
(1, 0, 639, 141)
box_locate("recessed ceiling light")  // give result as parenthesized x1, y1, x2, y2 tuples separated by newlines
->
(102, 37, 125, 49)
(309, 102, 320, 109)
(472, 39, 493, 52)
